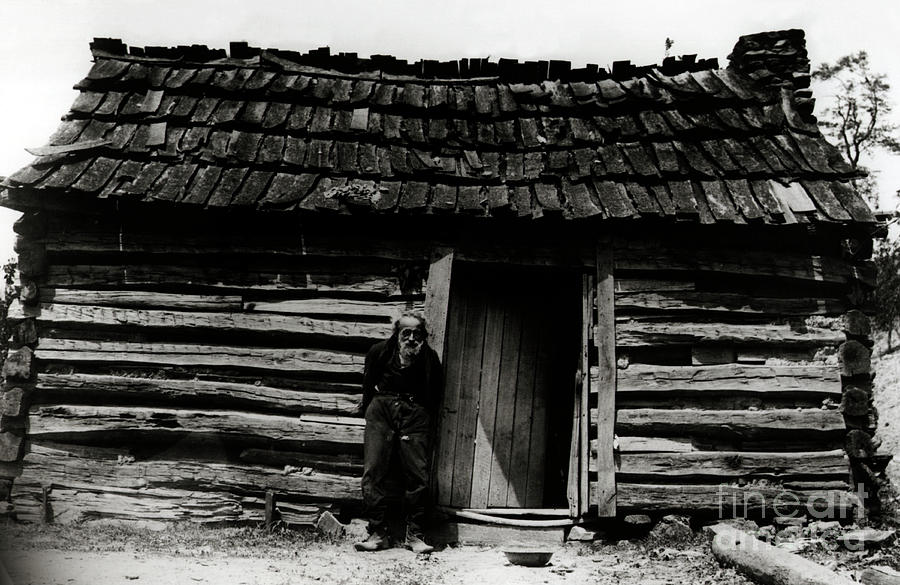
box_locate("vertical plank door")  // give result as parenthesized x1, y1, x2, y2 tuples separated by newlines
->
(436, 266, 578, 510)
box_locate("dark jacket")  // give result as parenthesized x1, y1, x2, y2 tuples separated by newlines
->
(361, 336, 443, 417)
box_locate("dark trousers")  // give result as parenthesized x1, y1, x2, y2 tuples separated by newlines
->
(361, 394, 432, 537)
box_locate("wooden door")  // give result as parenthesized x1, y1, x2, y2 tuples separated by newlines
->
(435, 265, 578, 509)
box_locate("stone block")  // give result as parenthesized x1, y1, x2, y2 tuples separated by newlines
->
(2, 347, 33, 381)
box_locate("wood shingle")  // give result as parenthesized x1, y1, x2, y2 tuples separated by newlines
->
(1, 34, 875, 226)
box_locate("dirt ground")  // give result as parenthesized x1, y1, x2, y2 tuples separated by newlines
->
(0, 522, 755, 585)
(0, 545, 749, 585)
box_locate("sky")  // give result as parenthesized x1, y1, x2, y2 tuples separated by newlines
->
(0, 0, 898, 261)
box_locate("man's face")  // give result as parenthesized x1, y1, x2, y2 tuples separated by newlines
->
(397, 316, 425, 358)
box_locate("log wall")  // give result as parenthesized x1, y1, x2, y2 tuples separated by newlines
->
(590, 229, 876, 518)
(1, 209, 878, 524)
(4, 210, 433, 526)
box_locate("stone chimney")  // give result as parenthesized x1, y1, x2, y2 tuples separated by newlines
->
(728, 29, 814, 118)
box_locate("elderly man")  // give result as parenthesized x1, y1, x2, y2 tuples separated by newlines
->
(354, 312, 443, 554)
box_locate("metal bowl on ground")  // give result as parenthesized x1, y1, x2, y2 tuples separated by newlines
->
(503, 549, 554, 567)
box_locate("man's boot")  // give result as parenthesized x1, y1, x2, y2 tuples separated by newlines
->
(354, 531, 391, 552)
(404, 532, 434, 554)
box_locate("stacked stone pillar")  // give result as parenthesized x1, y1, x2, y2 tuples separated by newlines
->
(1, 212, 45, 518)
(838, 228, 891, 518)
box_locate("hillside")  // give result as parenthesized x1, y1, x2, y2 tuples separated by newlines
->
(873, 332, 900, 519)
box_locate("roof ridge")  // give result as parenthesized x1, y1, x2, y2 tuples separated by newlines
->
(89, 37, 721, 84)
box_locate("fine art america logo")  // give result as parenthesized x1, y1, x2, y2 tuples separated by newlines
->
(717, 483, 868, 521)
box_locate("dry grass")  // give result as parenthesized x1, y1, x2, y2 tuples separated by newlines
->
(0, 520, 319, 556)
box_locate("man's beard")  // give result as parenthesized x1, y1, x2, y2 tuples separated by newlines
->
(399, 339, 423, 365)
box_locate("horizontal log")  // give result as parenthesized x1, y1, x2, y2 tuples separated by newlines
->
(40, 226, 430, 262)
(19, 444, 360, 501)
(35, 373, 361, 416)
(28, 405, 364, 450)
(615, 279, 696, 293)
(40, 288, 243, 310)
(615, 436, 696, 453)
(612, 364, 842, 395)
(609, 483, 861, 515)
(244, 298, 424, 320)
(43, 265, 404, 296)
(616, 291, 846, 316)
(614, 321, 844, 348)
(613, 408, 846, 439)
(615, 244, 870, 285)
(239, 448, 362, 474)
(710, 524, 858, 585)
(14, 302, 391, 342)
(734, 348, 823, 364)
(616, 450, 849, 480)
(12, 483, 256, 524)
(35, 339, 365, 376)
(38, 221, 613, 271)
(453, 244, 593, 268)
(614, 394, 828, 411)
(12, 479, 334, 526)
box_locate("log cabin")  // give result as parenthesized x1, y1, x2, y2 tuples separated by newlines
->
(0, 29, 885, 529)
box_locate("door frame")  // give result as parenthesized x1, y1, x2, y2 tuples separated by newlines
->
(423, 241, 616, 519)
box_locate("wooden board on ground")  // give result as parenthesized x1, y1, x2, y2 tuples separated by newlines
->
(426, 522, 565, 547)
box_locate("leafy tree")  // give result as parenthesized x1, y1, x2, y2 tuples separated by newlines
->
(812, 51, 900, 208)
(874, 240, 900, 351)
(815, 52, 900, 350)
(0, 258, 19, 367)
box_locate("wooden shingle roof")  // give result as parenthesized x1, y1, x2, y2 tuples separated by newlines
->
(0, 29, 876, 224)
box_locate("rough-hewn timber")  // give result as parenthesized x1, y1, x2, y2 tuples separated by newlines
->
(615, 291, 846, 316)
(615, 450, 849, 479)
(614, 408, 845, 438)
(35, 339, 366, 375)
(610, 483, 860, 515)
(614, 321, 844, 347)
(19, 444, 359, 501)
(612, 364, 842, 395)
(13, 302, 392, 342)
(35, 373, 360, 415)
(28, 405, 364, 449)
